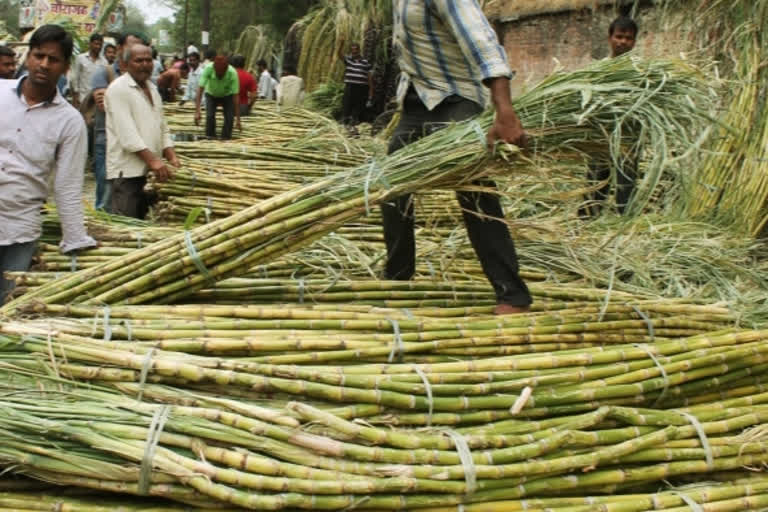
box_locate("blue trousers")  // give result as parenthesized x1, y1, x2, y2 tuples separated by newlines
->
(0, 241, 37, 304)
(92, 141, 111, 211)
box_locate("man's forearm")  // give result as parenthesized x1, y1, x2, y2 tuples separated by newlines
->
(195, 87, 204, 109)
(163, 147, 177, 162)
(487, 77, 514, 113)
(368, 74, 374, 98)
(135, 148, 160, 166)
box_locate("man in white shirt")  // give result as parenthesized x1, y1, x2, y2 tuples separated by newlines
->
(180, 51, 202, 105)
(0, 25, 96, 303)
(72, 32, 106, 108)
(105, 44, 179, 219)
(277, 66, 304, 108)
(256, 59, 274, 100)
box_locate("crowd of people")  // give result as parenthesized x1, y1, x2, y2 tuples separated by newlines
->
(0, 5, 640, 316)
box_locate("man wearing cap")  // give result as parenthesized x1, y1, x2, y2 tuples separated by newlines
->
(194, 54, 239, 140)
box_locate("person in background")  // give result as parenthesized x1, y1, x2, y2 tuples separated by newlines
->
(337, 39, 373, 126)
(103, 43, 116, 65)
(72, 32, 105, 108)
(202, 48, 216, 68)
(0, 25, 97, 303)
(270, 73, 278, 100)
(150, 46, 163, 84)
(0, 45, 17, 79)
(256, 59, 274, 101)
(580, 16, 639, 218)
(157, 63, 189, 102)
(105, 43, 178, 219)
(90, 32, 150, 212)
(186, 40, 199, 58)
(180, 51, 202, 105)
(382, 0, 531, 316)
(231, 54, 256, 120)
(277, 66, 304, 108)
(195, 54, 240, 140)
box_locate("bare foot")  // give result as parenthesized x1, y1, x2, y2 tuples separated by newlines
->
(493, 303, 531, 316)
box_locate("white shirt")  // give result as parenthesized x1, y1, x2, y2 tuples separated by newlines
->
(105, 73, 173, 180)
(258, 70, 274, 100)
(0, 78, 95, 253)
(183, 64, 203, 101)
(73, 52, 107, 99)
(277, 75, 304, 107)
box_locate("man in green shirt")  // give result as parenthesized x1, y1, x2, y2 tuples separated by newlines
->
(194, 55, 239, 140)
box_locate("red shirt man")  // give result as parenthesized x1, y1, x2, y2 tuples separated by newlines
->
(232, 55, 257, 116)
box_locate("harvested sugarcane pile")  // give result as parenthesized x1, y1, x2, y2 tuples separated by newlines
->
(3, 302, 768, 509)
(5, 52, 768, 511)
(152, 147, 372, 224)
(674, 0, 768, 235)
(1, 56, 716, 314)
(160, 102, 375, 148)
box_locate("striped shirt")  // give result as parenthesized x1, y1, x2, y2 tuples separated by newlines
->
(343, 56, 372, 85)
(393, 0, 513, 110)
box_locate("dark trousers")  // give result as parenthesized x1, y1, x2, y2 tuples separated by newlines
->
(0, 241, 37, 304)
(342, 83, 368, 125)
(110, 176, 154, 220)
(205, 93, 235, 140)
(158, 87, 172, 103)
(381, 89, 532, 306)
(580, 156, 638, 217)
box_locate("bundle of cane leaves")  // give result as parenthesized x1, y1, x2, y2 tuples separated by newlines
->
(304, 81, 345, 119)
(1, 56, 715, 313)
(667, 0, 768, 235)
(2, 357, 768, 509)
(514, 214, 768, 325)
(234, 24, 281, 73)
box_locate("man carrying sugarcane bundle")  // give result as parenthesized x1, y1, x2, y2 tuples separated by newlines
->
(383, 0, 532, 315)
(580, 16, 639, 217)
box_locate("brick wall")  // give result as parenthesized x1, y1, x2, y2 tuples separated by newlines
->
(493, 4, 689, 94)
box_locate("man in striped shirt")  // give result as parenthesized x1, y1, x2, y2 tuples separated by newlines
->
(338, 40, 373, 126)
(383, 0, 532, 315)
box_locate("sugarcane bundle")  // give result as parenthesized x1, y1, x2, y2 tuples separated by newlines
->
(670, 0, 768, 235)
(2, 320, 768, 509)
(297, 0, 393, 92)
(8, 297, 734, 363)
(0, 57, 715, 315)
(234, 25, 281, 74)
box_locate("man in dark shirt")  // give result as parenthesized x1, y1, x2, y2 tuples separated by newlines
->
(337, 40, 373, 126)
(580, 16, 639, 217)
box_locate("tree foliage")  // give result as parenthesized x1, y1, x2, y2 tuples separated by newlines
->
(0, 0, 21, 38)
(168, 0, 315, 53)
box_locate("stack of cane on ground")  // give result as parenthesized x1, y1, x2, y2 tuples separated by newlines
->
(4, 57, 768, 510)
